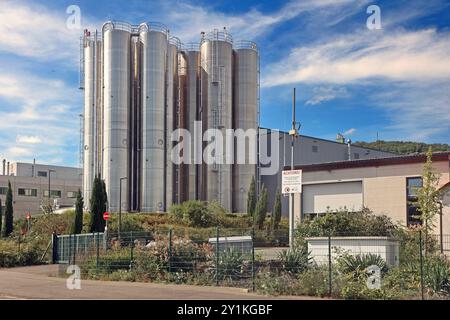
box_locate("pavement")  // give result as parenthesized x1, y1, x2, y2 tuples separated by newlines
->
(0, 265, 319, 300)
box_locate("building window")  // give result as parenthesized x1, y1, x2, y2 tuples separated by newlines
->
(407, 177, 423, 226)
(354, 153, 360, 159)
(312, 145, 319, 153)
(37, 171, 47, 177)
(44, 190, 62, 198)
(18, 188, 38, 197)
(67, 191, 78, 199)
(0, 187, 7, 195)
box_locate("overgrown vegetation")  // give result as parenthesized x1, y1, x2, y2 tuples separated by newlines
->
(354, 140, 450, 155)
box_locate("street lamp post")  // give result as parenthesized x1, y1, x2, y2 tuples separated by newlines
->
(119, 177, 128, 240)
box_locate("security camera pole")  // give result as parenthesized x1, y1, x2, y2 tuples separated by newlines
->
(288, 88, 300, 247)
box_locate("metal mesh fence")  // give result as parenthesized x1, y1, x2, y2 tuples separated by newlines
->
(55, 228, 450, 299)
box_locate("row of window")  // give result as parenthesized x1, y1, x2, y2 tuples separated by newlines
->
(0, 187, 77, 199)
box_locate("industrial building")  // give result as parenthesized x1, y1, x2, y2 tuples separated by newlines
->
(259, 129, 395, 215)
(288, 152, 450, 235)
(81, 21, 259, 213)
(0, 161, 82, 217)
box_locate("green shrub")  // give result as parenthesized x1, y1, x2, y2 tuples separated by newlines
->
(295, 208, 397, 248)
(0, 240, 43, 267)
(296, 267, 339, 297)
(257, 272, 298, 296)
(278, 247, 310, 274)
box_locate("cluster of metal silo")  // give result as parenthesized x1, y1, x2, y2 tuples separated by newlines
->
(81, 22, 259, 213)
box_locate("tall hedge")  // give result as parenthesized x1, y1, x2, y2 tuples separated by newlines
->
(3, 181, 13, 237)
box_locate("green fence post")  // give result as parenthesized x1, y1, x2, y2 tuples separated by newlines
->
(96, 232, 100, 273)
(216, 226, 220, 286)
(328, 233, 332, 297)
(130, 231, 134, 271)
(51, 232, 58, 264)
(68, 234, 72, 265)
(252, 227, 255, 292)
(73, 235, 76, 265)
(168, 229, 172, 273)
(419, 230, 425, 300)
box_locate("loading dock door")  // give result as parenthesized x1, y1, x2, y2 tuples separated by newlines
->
(302, 181, 363, 214)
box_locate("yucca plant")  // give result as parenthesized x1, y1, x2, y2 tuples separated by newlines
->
(338, 253, 388, 276)
(278, 247, 311, 274)
(424, 257, 450, 296)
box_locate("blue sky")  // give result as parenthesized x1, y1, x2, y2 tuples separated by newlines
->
(0, 0, 449, 167)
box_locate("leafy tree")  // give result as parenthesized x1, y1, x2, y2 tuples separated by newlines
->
(255, 184, 268, 230)
(72, 189, 84, 234)
(247, 176, 257, 217)
(272, 189, 282, 230)
(3, 181, 14, 237)
(89, 176, 108, 232)
(417, 147, 441, 251)
(354, 140, 450, 155)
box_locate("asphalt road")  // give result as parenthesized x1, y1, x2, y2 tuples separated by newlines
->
(0, 265, 315, 300)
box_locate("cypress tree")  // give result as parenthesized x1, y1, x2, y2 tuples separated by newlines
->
(272, 189, 282, 230)
(89, 176, 99, 233)
(247, 176, 257, 217)
(255, 184, 268, 230)
(72, 189, 84, 234)
(3, 181, 14, 237)
(89, 176, 108, 233)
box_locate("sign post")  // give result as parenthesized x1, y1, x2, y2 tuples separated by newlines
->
(103, 211, 109, 232)
(26, 212, 31, 233)
(282, 170, 302, 194)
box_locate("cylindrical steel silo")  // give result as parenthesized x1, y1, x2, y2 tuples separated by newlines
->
(166, 37, 180, 209)
(139, 23, 168, 212)
(200, 29, 233, 211)
(182, 44, 200, 201)
(232, 41, 259, 213)
(82, 36, 96, 205)
(102, 21, 131, 212)
(178, 49, 188, 203)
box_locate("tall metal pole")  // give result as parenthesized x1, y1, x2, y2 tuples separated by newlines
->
(289, 88, 296, 248)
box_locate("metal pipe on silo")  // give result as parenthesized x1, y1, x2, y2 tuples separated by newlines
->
(102, 21, 131, 213)
(139, 22, 168, 213)
(200, 29, 233, 211)
(82, 31, 96, 206)
(178, 49, 188, 203)
(166, 36, 180, 209)
(182, 43, 200, 201)
(232, 41, 259, 213)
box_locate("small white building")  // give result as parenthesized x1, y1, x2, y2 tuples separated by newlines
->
(306, 236, 400, 267)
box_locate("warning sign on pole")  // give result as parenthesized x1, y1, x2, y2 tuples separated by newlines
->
(282, 170, 302, 194)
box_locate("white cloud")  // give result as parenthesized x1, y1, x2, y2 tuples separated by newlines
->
(306, 86, 349, 105)
(16, 135, 42, 144)
(343, 128, 356, 136)
(0, 1, 98, 63)
(263, 28, 450, 86)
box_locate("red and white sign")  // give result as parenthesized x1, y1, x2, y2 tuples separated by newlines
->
(103, 212, 109, 221)
(282, 170, 302, 194)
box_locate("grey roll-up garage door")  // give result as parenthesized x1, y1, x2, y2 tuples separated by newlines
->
(302, 181, 363, 215)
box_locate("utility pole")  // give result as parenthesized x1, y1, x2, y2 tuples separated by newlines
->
(288, 88, 300, 248)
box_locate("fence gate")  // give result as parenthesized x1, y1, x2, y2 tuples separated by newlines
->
(53, 232, 104, 264)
